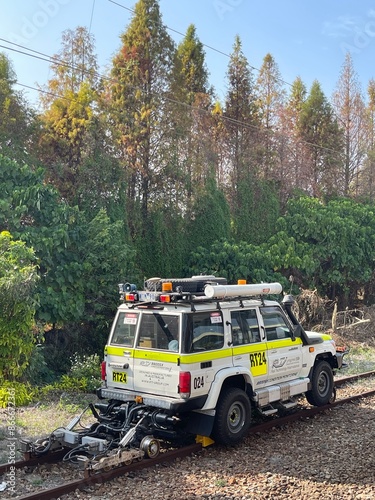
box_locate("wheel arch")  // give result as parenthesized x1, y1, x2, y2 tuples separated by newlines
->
(200, 368, 252, 411)
(309, 352, 336, 378)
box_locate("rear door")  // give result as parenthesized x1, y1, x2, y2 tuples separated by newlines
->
(132, 312, 181, 397)
(180, 310, 228, 400)
(106, 309, 138, 392)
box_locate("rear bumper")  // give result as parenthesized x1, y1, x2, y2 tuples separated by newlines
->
(97, 387, 207, 413)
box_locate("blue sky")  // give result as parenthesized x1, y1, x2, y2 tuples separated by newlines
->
(1, 0, 375, 107)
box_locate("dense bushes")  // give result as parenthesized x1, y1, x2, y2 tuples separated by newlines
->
(188, 197, 375, 308)
(0, 353, 102, 408)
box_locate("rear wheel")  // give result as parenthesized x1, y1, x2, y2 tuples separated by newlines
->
(212, 388, 251, 446)
(305, 360, 334, 406)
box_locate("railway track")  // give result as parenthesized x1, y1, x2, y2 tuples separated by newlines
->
(2, 370, 375, 500)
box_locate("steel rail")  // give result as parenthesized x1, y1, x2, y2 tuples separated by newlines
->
(334, 369, 375, 387)
(0, 449, 67, 476)
(13, 443, 202, 500)
(2, 370, 375, 499)
(248, 387, 375, 434)
(10, 388, 375, 500)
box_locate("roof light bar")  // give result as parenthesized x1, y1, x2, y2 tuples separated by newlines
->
(204, 282, 282, 299)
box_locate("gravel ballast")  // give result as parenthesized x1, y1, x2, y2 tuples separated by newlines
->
(1, 387, 374, 499)
(73, 393, 375, 500)
(2, 321, 375, 500)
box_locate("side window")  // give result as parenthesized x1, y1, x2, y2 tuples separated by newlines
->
(111, 312, 138, 346)
(137, 314, 179, 351)
(186, 312, 224, 352)
(230, 309, 261, 345)
(260, 308, 292, 341)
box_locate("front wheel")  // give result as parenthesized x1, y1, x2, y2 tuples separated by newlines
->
(305, 360, 334, 406)
(211, 387, 251, 446)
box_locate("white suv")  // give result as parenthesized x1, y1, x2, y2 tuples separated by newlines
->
(98, 276, 346, 445)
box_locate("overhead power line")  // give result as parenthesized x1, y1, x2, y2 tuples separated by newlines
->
(107, 0, 231, 59)
(107, 0, 293, 88)
(0, 18, 340, 156)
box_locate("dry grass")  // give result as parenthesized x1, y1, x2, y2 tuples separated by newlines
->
(0, 392, 97, 463)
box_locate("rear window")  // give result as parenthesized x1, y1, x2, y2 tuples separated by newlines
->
(183, 311, 224, 353)
(136, 313, 180, 351)
(111, 312, 138, 346)
(231, 309, 260, 345)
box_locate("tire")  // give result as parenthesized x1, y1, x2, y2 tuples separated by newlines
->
(211, 388, 251, 446)
(305, 360, 334, 406)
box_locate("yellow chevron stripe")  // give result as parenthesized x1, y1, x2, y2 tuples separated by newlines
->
(179, 348, 233, 364)
(105, 337, 304, 364)
(105, 345, 134, 356)
(266, 337, 303, 349)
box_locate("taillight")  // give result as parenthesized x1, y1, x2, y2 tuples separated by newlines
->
(179, 371, 191, 399)
(101, 361, 106, 381)
(159, 294, 171, 303)
(125, 293, 138, 302)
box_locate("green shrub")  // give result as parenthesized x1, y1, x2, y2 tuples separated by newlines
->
(0, 354, 102, 407)
(21, 345, 56, 385)
(68, 353, 102, 392)
(0, 381, 35, 408)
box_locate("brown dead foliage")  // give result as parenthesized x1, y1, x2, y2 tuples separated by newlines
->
(294, 288, 375, 348)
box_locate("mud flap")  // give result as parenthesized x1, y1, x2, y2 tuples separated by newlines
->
(182, 412, 215, 437)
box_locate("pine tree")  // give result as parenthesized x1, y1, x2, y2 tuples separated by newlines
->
(168, 23, 212, 207)
(256, 53, 285, 178)
(277, 76, 308, 201)
(299, 81, 344, 197)
(37, 26, 121, 209)
(39, 81, 96, 201)
(107, 0, 181, 276)
(224, 36, 259, 195)
(172, 24, 209, 104)
(332, 52, 366, 196)
(40, 26, 98, 108)
(109, 0, 175, 229)
(361, 79, 375, 200)
(223, 36, 276, 242)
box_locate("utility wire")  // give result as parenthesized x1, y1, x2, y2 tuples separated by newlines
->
(0, 34, 340, 155)
(17, 82, 70, 101)
(107, 0, 231, 59)
(89, 0, 96, 35)
(107, 0, 293, 88)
